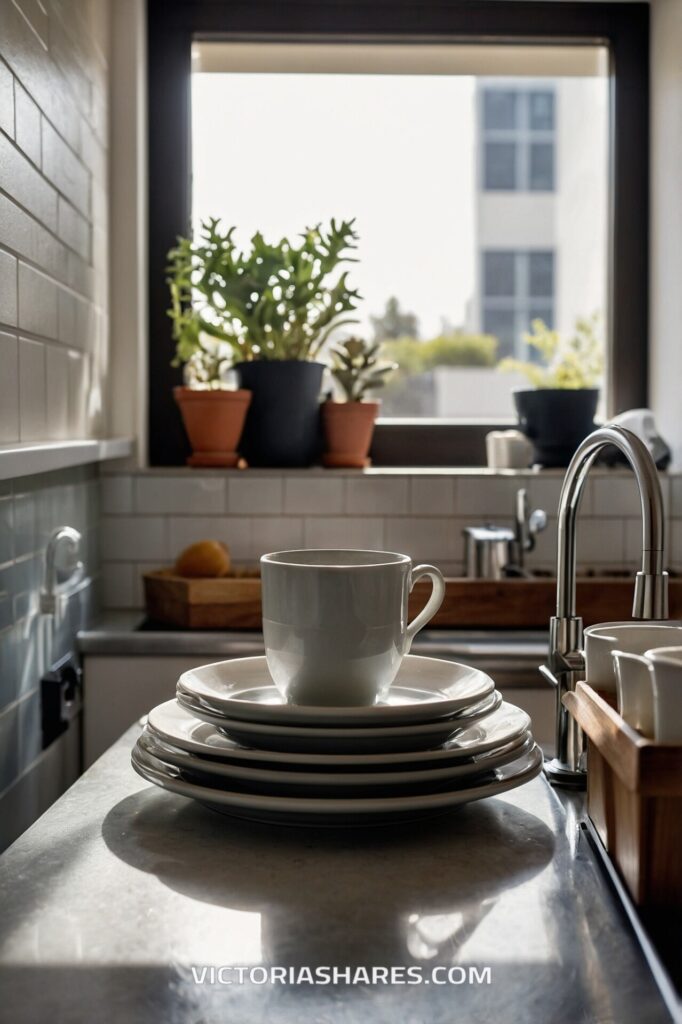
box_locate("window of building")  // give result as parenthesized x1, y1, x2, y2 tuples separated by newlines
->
(482, 86, 556, 192)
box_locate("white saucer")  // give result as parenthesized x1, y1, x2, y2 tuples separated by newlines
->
(178, 655, 495, 726)
(131, 742, 544, 826)
(175, 688, 503, 754)
(147, 699, 531, 767)
(137, 728, 534, 794)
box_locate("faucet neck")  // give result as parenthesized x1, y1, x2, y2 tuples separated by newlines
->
(554, 424, 668, 627)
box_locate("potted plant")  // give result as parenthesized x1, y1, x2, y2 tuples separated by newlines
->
(167, 267, 251, 467)
(167, 218, 361, 467)
(323, 337, 396, 467)
(499, 314, 604, 467)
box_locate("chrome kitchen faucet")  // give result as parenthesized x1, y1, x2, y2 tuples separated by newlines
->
(542, 424, 669, 786)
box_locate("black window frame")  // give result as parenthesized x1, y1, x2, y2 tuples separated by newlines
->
(148, 0, 649, 467)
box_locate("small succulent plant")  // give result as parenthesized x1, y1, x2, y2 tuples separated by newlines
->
(329, 337, 397, 402)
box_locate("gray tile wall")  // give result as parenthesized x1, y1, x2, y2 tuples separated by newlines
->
(0, 465, 99, 825)
(99, 468, 682, 609)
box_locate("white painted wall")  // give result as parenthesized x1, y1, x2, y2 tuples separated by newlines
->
(649, 0, 682, 467)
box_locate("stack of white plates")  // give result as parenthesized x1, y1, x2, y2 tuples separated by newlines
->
(132, 655, 543, 826)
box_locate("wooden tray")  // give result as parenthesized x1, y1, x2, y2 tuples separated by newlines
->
(144, 571, 682, 631)
(564, 682, 682, 908)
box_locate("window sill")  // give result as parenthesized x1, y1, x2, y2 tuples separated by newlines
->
(0, 438, 135, 482)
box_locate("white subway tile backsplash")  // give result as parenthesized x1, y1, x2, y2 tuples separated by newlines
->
(101, 516, 168, 562)
(45, 344, 69, 440)
(592, 474, 670, 518)
(13, 82, 41, 166)
(133, 562, 169, 608)
(227, 476, 283, 516)
(135, 475, 225, 515)
(410, 476, 456, 515)
(41, 120, 90, 217)
(67, 350, 88, 436)
(18, 263, 58, 340)
(100, 562, 134, 608)
(303, 516, 384, 551)
(345, 476, 408, 515)
(523, 474, 563, 518)
(670, 520, 682, 571)
(18, 337, 46, 441)
(0, 132, 56, 232)
(0, 61, 13, 138)
(100, 475, 133, 515)
(0, 332, 19, 443)
(671, 477, 682, 520)
(575, 517, 625, 565)
(251, 516, 304, 558)
(283, 476, 344, 515)
(167, 516, 251, 561)
(385, 517, 459, 563)
(455, 476, 515, 517)
(0, 251, 18, 327)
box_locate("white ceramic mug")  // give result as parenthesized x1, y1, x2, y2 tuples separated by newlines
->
(583, 622, 682, 692)
(611, 645, 682, 742)
(644, 646, 682, 744)
(260, 549, 445, 706)
(611, 650, 655, 736)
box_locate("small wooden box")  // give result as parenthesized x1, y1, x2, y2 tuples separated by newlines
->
(564, 682, 682, 908)
(143, 570, 262, 629)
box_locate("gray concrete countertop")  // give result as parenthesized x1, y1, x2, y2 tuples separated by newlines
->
(0, 726, 670, 1024)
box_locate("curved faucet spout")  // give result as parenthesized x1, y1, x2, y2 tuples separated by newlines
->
(555, 424, 668, 640)
(546, 424, 669, 786)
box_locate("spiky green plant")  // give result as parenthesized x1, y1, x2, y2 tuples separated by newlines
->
(167, 218, 362, 384)
(329, 337, 397, 402)
(498, 313, 604, 389)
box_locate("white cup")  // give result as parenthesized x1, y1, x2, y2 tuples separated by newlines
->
(584, 622, 682, 692)
(611, 651, 655, 736)
(611, 645, 682, 742)
(645, 647, 682, 744)
(260, 549, 445, 706)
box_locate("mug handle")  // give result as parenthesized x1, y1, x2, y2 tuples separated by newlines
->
(404, 564, 446, 653)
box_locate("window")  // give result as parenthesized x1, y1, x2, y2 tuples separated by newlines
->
(482, 250, 555, 359)
(192, 62, 606, 420)
(481, 86, 556, 192)
(148, 1, 650, 466)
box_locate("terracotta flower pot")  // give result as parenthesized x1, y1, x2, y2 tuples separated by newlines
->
(322, 400, 380, 468)
(174, 387, 251, 467)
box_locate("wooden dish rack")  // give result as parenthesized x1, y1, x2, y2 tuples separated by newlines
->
(564, 681, 682, 909)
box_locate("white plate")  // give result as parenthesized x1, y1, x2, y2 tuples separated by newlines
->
(178, 655, 495, 726)
(131, 742, 544, 826)
(147, 699, 531, 768)
(137, 727, 534, 794)
(175, 688, 503, 753)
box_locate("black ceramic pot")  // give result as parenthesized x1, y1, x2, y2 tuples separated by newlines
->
(513, 388, 599, 468)
(234, 360, 325, 467)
